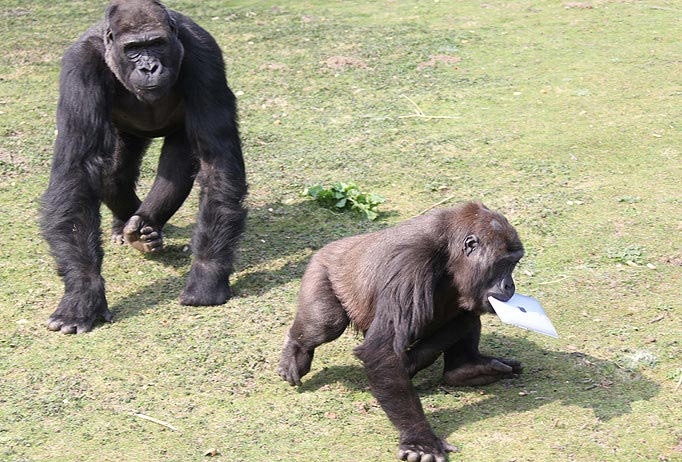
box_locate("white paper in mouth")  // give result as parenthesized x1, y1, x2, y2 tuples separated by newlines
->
(488, 293, 559, 338)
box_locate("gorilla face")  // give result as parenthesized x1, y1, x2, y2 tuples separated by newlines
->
(104, 0, 184, 103)
(455, 212, 524, 314)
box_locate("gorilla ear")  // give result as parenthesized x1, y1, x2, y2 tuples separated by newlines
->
(105, 28, 113, 44)
(463, 235, 479, 256)
(168, 15, 178, 34)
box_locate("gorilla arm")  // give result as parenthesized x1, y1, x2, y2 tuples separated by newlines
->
(351, 240, 458, 462)
(40, 30, 117, 333)
(174, 15, 247, 306)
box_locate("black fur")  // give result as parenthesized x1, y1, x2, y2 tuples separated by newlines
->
(41, 0, 247, 334)
(278, 202, 524, 461)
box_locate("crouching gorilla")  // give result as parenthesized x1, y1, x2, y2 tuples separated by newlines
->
(279, 202, 525, 461)
(40, 0, 247, 333)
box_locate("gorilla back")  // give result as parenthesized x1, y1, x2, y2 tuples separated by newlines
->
(40, 0, 247, 334)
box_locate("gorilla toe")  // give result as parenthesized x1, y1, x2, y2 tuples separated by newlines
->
(46, 309, 113, 334)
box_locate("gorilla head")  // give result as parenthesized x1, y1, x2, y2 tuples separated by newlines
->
(104, 0, 184, 103)
(448, 204, 524, 313)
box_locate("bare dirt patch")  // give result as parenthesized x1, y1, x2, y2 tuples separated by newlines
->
(323, 56, 368, 70)
(417, 54, 461, 71)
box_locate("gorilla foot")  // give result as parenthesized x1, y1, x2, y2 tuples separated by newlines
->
(179, 287, 230, 306)
(277, 334, 314, 386)
(123, 215, 163, 253)
(443, 356, 522, 386)
(46, 292, 112, 334)
(180, 262, 231, 306)
(397, 435, 458, 462)
(111, 231, 125, 245)
(110, 218, 126, 245)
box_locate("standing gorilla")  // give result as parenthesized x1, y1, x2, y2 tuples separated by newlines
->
(41, 0, 247, 334)
(279, 202, 524, 462)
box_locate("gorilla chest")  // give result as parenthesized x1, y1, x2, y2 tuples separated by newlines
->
(111, 88, 184, 138)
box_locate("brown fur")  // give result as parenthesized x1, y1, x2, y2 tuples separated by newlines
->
(279, 201, 525, 460)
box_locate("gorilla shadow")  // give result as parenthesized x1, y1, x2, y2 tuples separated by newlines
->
(109, 274, 186, 321)
(109, 200, 392, 320)
(299, 335, 660, 426)
(232, 200, 395, 297)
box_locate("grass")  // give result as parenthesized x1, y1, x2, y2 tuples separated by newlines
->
(0, 0, 680, 461)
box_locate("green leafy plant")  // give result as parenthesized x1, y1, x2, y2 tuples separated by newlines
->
(606, 244, 646, 265)
(305, 182, 385, 220)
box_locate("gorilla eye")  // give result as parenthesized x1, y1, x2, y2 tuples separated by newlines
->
(125, 47, 142, 59)
(463, 235, 479, 256)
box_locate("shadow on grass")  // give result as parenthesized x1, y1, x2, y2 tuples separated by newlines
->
(109, 200, 392, 320)
(233, 200, 396, 297)
(298, 335, 660, 428)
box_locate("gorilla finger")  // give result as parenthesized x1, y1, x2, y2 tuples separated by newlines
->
(421, 454, 435, 462)
(140, 231, 159, 241)
(283, 368, 301, 386)
(46, 318, 62, 331)
(397, 449, 409, 461)
(505, 359, 523, 373)
(489, 359, 513, 373)
(497, 357, 522, 369)
(407, 452, 420, 462)
(60, 323, 77, 334)
(76, 322, 94, 334)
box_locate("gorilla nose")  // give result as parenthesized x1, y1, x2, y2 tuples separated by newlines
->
(500, 277, 515, 299)
(142, 63, 159, 74)
(139, 58, 160, 75)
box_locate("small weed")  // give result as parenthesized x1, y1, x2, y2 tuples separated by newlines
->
(617, 196, 641, 204)
(618, 349, 658, 370)
(665, 368, 681, 382)
(305, 182, 385, 221)
(606, 244, 646, 265)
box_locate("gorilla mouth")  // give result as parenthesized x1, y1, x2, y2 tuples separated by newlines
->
(134, 85, 168, 104)
(488, 292, 513, 303)
(483, 292, 512, 313)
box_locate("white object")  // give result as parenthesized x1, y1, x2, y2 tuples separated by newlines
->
(488, 293, 559, 338)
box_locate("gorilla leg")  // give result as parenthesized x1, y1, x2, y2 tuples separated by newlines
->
(41, 135, 115, 334)
(404, 315, 473, 378)
(42, 178, 111, 334)
(179, 130, 247, 306)
(442, 315, 522, 386)
(278, 256, 350, 386)
(101, 132, 148, 244)
(123, 131, 197, 253)
(355, 329, 457, 461)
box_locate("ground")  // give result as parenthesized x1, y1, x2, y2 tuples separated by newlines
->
(0, 1, 679, 461)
